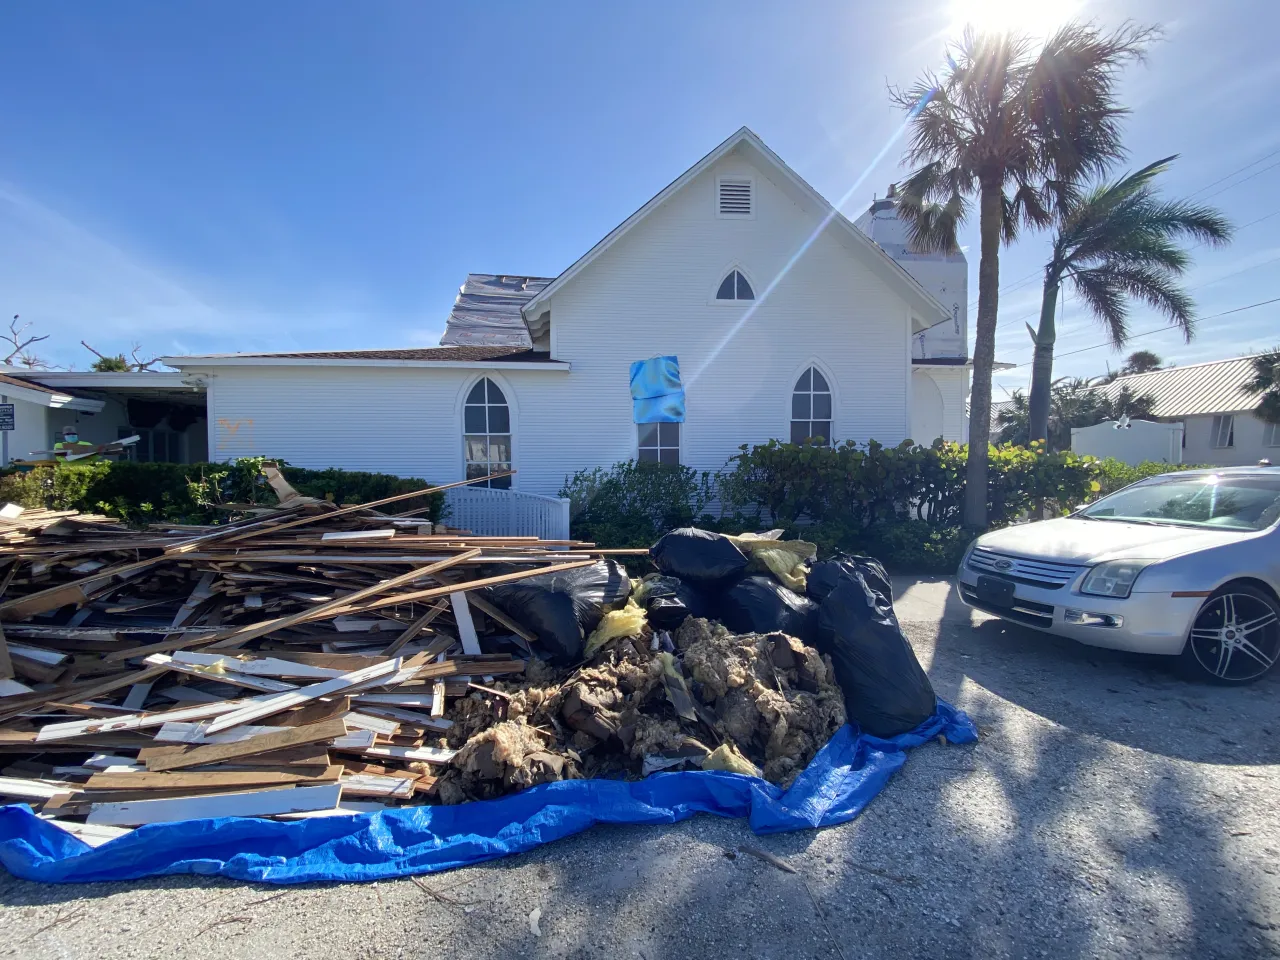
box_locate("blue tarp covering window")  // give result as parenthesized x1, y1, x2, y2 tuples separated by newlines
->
(630, 356, 685, 423)
(0, 704, 975, 886)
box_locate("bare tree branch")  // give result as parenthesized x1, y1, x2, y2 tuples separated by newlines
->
(4, 315, 49, 367)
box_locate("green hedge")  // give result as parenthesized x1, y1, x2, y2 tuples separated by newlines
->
(563, 440, 1119, 573)
(0, 457, 446, 526)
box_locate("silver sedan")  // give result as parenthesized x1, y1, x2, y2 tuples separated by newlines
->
(956, 466, 1280, 684)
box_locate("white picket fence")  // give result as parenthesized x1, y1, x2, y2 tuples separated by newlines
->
(443, 486, 571, 540)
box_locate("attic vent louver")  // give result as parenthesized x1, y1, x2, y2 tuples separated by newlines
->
(718, 178, 752, 217)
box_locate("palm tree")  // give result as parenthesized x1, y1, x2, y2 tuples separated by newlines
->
(1243, 348, 1280, 424)
(1121, 349, 1163, 375)
(892, 23, 1153, 527)
(1026, 157, 1231, 442)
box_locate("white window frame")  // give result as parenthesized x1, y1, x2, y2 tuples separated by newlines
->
(709, 263, 758, 306)
(715, 176, 755, 220)
(1264, 420, 1280, 448)
(637, 421, 681, 466)
(789, 364, 834, 446)
(1211, 414, 1235, 449)
(460, 375, 515, 488)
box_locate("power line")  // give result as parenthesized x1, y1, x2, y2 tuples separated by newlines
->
(1004, 295, 1280, 370)
(1186, 147, 1280, 199)
(1199, 157, 1280, 202)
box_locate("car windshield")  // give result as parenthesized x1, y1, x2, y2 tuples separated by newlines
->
(1079, 474, 1280, 531)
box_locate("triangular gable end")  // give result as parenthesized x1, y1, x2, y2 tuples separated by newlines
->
(520, 126, 950, 332)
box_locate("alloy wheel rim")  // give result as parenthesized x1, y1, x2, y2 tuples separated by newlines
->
(1189, 592, 1280, 681)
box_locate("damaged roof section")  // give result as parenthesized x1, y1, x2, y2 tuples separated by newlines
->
(440, 274, 554, 348)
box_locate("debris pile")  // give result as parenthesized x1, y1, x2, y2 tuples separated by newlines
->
(0, 474, 936, 847)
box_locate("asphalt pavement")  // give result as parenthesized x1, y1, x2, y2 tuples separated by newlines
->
(3, 576, 1278, 960)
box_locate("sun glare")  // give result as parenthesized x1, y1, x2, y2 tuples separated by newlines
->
(948, 0, 1080, 38)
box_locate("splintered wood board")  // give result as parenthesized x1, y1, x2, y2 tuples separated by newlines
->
(146, 717, 349, 771)
(86, 782, 343, 826)
(85, 765, 343, 791)
(201, 659, 400, 734)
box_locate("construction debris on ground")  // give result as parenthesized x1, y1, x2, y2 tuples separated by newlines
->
(0, 465, 937, 849)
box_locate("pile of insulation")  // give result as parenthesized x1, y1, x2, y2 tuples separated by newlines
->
(434, 527, 936, 804)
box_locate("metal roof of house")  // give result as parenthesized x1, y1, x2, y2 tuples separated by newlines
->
(440, 274, 553, 348)
(1099, 354, 1267, 417)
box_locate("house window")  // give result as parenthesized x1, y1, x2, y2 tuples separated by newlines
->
(463, 378, 512, 488)
(791, 366, 833, 444)
(638, 422, 680, 465)
(1264, 421, 1280, 448)
(1211, 414, 1235, 449)
(716, 270, 754, 301)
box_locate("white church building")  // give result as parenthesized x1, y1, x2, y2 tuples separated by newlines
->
(9, 128, 972, 497)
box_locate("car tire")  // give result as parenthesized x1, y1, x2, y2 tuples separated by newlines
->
(1178, 583, 1280, 685)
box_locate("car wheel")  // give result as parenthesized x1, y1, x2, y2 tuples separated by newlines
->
(1179, 584, 1280, 685)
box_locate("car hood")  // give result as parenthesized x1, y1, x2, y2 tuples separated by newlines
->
(977, 516, 1250, 564)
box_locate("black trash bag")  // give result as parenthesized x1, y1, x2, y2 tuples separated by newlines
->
(816, 573, 936, 738)
(484, 559, 631, 664)
(718, 575, 818, 642)
(650, 527, 749, 586)
(806, 553, 894, 607)
(640, 576, 715, 629)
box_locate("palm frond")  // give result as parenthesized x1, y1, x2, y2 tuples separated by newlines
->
(896, 163, 969, 253)
(1243, 349, 1280, 395)
(1070, 267, 1129, 344)
(1073, 264, 1195, 346)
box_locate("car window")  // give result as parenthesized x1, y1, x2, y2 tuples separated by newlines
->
(1080, 475, 1280, 531)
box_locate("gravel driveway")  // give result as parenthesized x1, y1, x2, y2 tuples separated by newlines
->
(2, 577, 1278, 960)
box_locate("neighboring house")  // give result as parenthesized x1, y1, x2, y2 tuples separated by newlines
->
(145, 127, 969, 497)
(0, 369, 209, 466)
(1097, 355, 1280, 466)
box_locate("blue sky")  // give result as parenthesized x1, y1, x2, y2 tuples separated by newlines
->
(1, 0, 1276, 397)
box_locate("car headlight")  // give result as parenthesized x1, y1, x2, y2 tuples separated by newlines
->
(1079, 560, 1153, 599)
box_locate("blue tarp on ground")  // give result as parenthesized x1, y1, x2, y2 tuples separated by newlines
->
(0, 702, 975, 886)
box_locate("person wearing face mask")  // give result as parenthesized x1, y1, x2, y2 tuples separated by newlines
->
(53, 425, 101, 462)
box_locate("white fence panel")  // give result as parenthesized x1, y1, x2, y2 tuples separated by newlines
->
(444, 487, 571, 540)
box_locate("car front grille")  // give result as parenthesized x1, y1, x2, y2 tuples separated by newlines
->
(967, 548, 1081, 589)
(959, 585, 1056, 628)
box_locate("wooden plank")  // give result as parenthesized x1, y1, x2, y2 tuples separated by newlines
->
(171, 651, 345, 680)
(0, 623, 12, 681)
(202, 658, 400, 735)
(342, 711, 399, 738)
(381, 602, 447, 656)
(0, 665, 169, 724)
(340, 773, 415, 799)
(344, 744, 457, 765)
(35, 692, 269, 742)
(331, 559, 595, 617)
(146, 717, 349, 772)
(200, 549, 481, 652)
(38, 818, 133, 847)
(87, 782, 343, 826)
(121, 682, 153, 711)
(85, 765, 343, 790)
(143, 653, 299, 692)
(137, 744, 329, 767)
(219, 473, 514, 544)
(273, 696, 351, 728)
(0, 677, 33, 697)
(162, 503, 309, 556)
(0, 555, 164, 620)
(450, 592, 481, 655)
(321, 529, 396, 542)
(0, 776, 80, 799)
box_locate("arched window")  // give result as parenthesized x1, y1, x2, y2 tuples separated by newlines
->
(464, 378, 512, 488)
(716, 269, 754, 301)
(791, 366, 832, 445)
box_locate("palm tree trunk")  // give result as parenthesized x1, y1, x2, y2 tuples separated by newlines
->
(964, 180, 1003, 528)
(1027, 276, 1060, 446)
